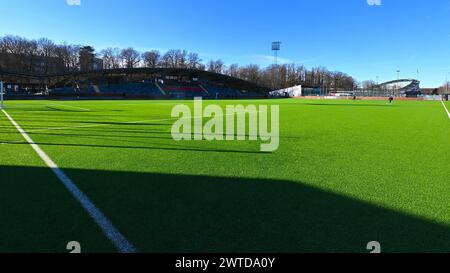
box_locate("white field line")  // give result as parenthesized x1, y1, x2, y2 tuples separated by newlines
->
(1, 109, 137, 253)
(25, 111, 262, 133)
(441, 100, 450, 120)
(47, 103, 90, 111)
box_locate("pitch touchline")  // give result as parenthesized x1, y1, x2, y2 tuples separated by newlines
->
(1, 109, 137, 253)
(441, 100, 450, 120)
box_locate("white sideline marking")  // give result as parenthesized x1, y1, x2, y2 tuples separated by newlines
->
(1, 109, 137, 253)
(441, 100, 450, 120)
(48, 103, 90, 111)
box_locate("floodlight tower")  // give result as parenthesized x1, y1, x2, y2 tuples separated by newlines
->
(272, 41, 282, 65)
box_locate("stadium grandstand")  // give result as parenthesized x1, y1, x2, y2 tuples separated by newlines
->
(0, 68, 270, 99)
(376, 79, 421, 97)
(336, 79, 422, 98)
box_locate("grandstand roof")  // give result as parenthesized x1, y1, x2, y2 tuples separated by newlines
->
(377, 79, 420, 91)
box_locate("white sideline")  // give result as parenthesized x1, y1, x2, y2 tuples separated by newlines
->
(441, 100, 450, 120)
(1, 109, 137, 253)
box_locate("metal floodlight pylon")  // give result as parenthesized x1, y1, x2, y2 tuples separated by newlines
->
(272, 41, 282, 65)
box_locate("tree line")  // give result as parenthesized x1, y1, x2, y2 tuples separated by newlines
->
(0, 35, 356, 91)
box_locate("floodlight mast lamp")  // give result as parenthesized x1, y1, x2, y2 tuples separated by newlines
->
(272, 41, 282, 65)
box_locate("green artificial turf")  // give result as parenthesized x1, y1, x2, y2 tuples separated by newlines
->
(1, 99, 449, 253)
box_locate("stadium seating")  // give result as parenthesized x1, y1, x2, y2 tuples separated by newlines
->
(48, 74, 267, 99)
(201, 83, 242, 98)
(52, 82, 163, 97)
(98, 83, 161, 95)
(157, 79, 209, 98)
(53, 87, 78, 93)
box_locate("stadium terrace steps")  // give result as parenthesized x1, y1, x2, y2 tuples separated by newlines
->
(155, 82, 166, 95)
(93, 85, 101, 93)
(156, 79, 209, 98)
(199, 84, 209, 94)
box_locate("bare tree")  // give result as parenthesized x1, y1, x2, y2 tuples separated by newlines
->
(226, 64, 240, 78)
(362, 80, 376, 90)
(161, 50, 177, 68)
(187, 52, 201, 69)
(243, 64, 260, 83)
(207, 59, 225, 74)
(142, 50, 160, 68)
(55, 43, 81, 72)
(24, 39, 38, 72)
(101, 47, 121, 69)
(37, 38, 59, 73)
(120, 47, 141, 68)
(160, 49, 190, 68)
(175, 50, 188, 68)
(197, 63, 206, 71)
(1, 35, 28, 54)
(67, 45, 80, 72)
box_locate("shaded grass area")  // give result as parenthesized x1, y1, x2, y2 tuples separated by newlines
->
(0, 166, 116, 253)
(3, 166, 450, 253)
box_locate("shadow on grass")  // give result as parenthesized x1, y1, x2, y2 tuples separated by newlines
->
(3, 166, 448, 253)
(0, 119, 171, 126)
(4, 106, 126, 113)
(1, 141, 264, 154)
(56, 120, 172, 126)
(305, 103, 396, 107)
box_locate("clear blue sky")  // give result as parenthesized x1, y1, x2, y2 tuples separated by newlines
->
(1, 0, 449, 87)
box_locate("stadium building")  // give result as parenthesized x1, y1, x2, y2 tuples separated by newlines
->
(376, 79, 421, 97)
(0, 68, 270, 99)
